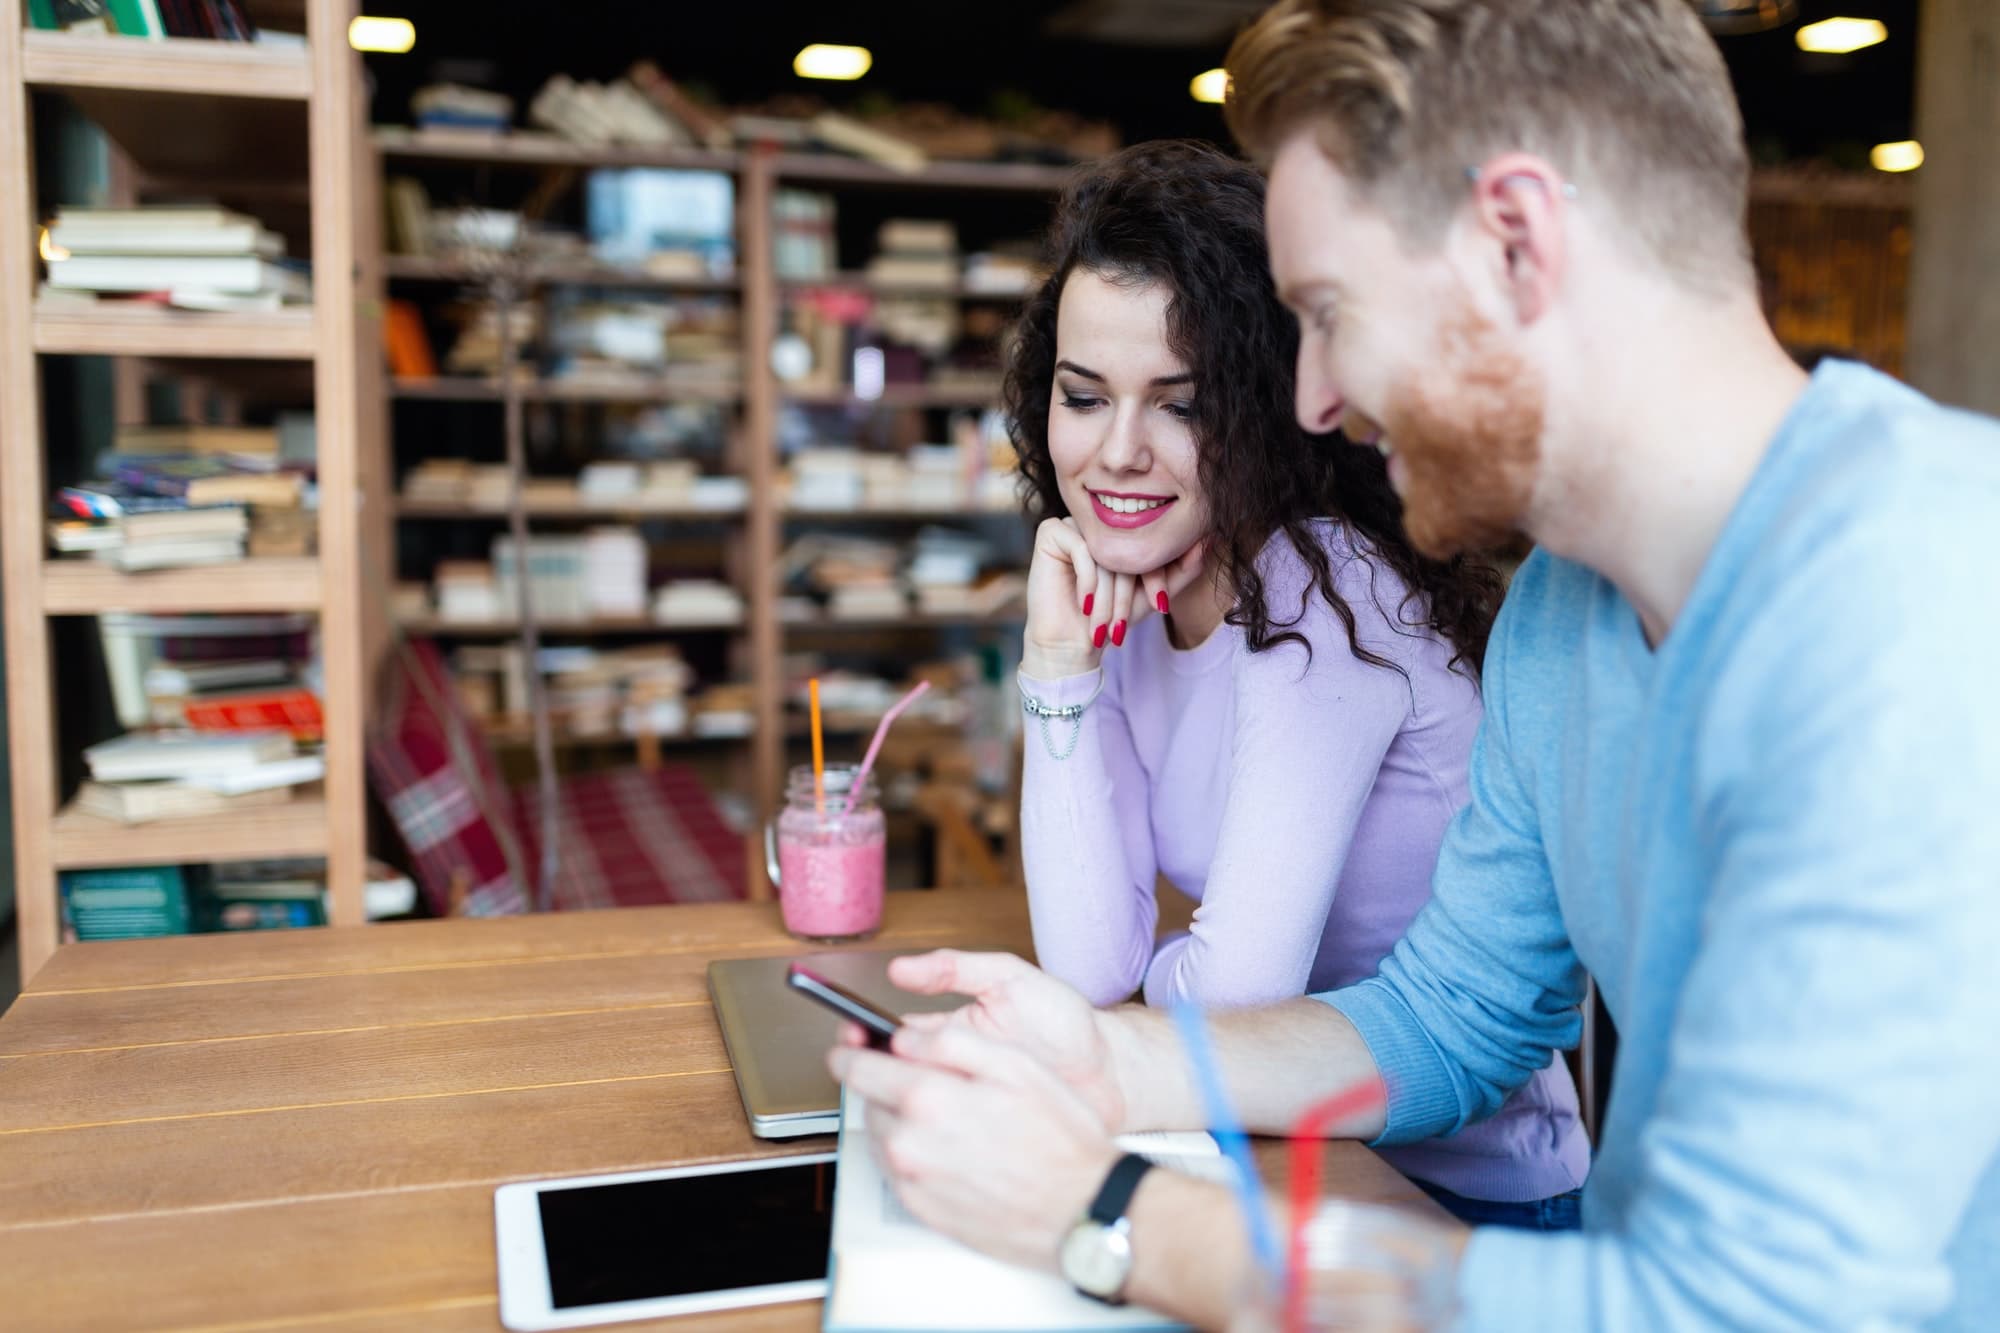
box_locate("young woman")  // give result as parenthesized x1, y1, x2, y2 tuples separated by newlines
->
(1008, 141, 1588, 1226)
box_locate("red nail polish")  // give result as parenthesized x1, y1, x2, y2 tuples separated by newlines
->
(1157, 591, 1170, 614)
(1083, 593, 1094, 617)
(1112, 620, 1127, 647)
(1093, 623, 1108, 649)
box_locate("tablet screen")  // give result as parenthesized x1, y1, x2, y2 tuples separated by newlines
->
(536, 1159, 837, 1309)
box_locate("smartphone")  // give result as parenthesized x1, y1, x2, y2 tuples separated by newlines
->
(786, 962, 901, 1050)
(493, 1153, 836, 1330)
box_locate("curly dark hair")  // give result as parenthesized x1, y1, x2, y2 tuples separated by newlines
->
(1005, 139, 1503, 675)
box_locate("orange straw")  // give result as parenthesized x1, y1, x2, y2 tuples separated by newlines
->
(1285, 1077, 1388, 1333)
(808, 677, 826, 815)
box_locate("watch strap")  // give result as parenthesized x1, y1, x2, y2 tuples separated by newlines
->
(1086, 1152, 1155, 1227)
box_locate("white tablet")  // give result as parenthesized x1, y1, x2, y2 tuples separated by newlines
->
(494, 1153, 837, 1331)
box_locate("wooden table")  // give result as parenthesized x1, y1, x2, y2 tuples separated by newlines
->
(0, 892, 1443, 1332)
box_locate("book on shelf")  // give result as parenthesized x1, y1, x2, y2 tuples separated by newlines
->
(84, 729, 295, 782)
(97, 533, 245, 571)
(181, 684, 324, 741)
(50, 217, 282, 259)
(811, 112, 928, 174)
(180, 753, 324, 796)
(412, 82, 513, 134)
(385, 177, 434, 257)
(627, 61, 733, 149)
(144, 657, 292, 697)
(73, 779, 293, 826)
(652, 579, 745, 625)
(385, 299, 438, 379)
(182, 471, 303, 509)
(60, 866, 191, 943)
(29, 0, 166, 37)
(114, 423, 279, 457)
(825, 1088, 1225, 1333)
(45, 254, 309, 301)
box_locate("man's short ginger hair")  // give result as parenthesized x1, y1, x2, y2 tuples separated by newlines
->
(1225, 0, 1755, 288)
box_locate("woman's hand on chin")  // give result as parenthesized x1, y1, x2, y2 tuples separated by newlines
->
(1023, 519, 1209, 678)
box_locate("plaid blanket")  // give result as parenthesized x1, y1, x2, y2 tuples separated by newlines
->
(370, 639, 743, 915)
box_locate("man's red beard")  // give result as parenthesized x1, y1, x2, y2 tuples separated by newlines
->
(1378, 300, 1544, 559)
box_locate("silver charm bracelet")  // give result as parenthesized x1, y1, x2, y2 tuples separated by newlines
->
(1018, 671, 1106, 761)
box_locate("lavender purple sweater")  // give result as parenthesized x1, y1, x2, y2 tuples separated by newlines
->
(1020, 521, 1589, 1202)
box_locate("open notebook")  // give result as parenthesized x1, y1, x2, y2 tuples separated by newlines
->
(825, 1087, 1234, 1332)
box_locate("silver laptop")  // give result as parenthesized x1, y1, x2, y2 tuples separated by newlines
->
(707, 951, 966, 1138)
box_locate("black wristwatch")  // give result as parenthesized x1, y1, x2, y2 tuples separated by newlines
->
(1057, 1152, 1155, 1304)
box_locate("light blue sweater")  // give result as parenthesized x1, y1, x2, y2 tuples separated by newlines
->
(1322, 362, 2000, 1331)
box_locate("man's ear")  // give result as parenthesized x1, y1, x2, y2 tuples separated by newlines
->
(1462, 151, 1571, 326)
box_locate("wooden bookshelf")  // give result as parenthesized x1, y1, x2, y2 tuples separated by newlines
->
(482, 720, 750, 750)
(42, 558, 324, 614)
(390, 376, 742, 404)
(781, 611, 1026, 633)
(783, 504, 1018, 521)
(52, 794, 331, 869)
(397, 615, 745, 637)
(396, 497, 748, 520)
(770, 152, 1073, 194)
(1, 2, 382, 982)
(369, 126, 1069, 906)
(779, 272, 1031, 301)
(384, 254, 739, 293)
(782, 381, 1005, 408)
(374, 126, 739, 173)
(21, 30, 311, 100)
(33, 301, 317, 359)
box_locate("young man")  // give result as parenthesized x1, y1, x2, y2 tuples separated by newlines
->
(831, 2, 2000, 1329)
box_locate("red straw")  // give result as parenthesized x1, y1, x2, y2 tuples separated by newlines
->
(1285, 1077, 1388, 1333)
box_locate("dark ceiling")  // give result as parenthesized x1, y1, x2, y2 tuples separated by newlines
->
(361, 0, 1922, 168)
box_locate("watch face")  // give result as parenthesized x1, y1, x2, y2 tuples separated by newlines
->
(1060, 1220, 1134, 1299)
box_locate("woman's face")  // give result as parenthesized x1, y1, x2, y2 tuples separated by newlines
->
(1047, 269, 1209, 576)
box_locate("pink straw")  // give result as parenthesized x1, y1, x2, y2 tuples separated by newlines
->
(1285, 1076, 1388, 1333)
(849, 680, 931, 801)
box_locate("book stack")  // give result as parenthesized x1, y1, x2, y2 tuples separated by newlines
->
(434, 560, 502, 622)
(867, 220, 959, 291)
(444, 300, 537, 378)
(582, 528, 649, 618)
(76, 728, 320, 826)
(652, 579, 744, 626)
(963, 250, 1043, 296)
(100, 506, 249, 572)
(773, 190, 838, 280)
(626, 61, 734, 149)
(693, 682, 757, 739)
(529, 74, 690, 149)
(43, 206, 308, 310)
(98, 610, 314, 729)
(412, 83, 513, 136)
(53, 421, 313, 567)
(492, 536, 592, 622)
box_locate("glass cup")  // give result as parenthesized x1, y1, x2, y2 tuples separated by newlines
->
(766, 764, 886, 943)
(1230, 1201, 1460, 1333)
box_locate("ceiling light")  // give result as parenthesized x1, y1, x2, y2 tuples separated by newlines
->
(347, 17, 415, 53)
(794, 44, 872, 81)
(1796, 17, 1887, 54)
(1189, 69, 1228, 105)
(1870, 140, 1923, 173)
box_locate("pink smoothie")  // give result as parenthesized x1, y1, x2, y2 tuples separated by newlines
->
(777, 831, 885, 940)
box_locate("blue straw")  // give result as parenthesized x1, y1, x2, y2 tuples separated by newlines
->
(1171, 1003, 1282, 1277)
